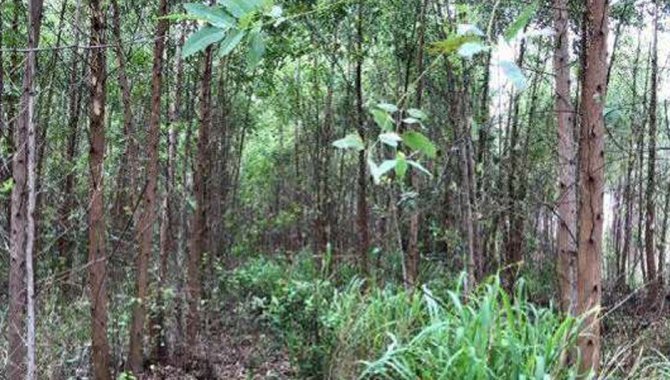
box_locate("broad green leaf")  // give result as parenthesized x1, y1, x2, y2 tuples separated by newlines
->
(457, 42, 488, 59)
(332, 133, 364, 151)
(395, 152, 408, 180)
(183, 26, 227, 58)
(379, 132, 402, 147)
(403, 117, 420, 125)
(407, 108, 427, 120)
(219, 0, 262, 18)
(218, 29, 246, 57)
(247, 29, 266, 67)
(499, 60, 527, 90)
(504, 1, 538, 41)
(429, 34, 479, 55)
(457, 24, 485, 37)
(183, 3, 235, 28)
(369, 159, 397, 184)
(377, 103, 398, 113)
(371, 109, 394, 131)
(407, 160, 432, 177)
(402, 131, 436, 158)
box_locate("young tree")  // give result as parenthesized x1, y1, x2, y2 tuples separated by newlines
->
(127, 0, 169, 372)
(87, 0, 111, 377)
(187, 46, 214, 351)
(577, 0, 608, 374)
(8, 0, 43, 377)
(554, 0, 577, 315)
(644, 0, 660, 302)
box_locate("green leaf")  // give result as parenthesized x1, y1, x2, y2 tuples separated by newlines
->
(369, 159, 397, 184)
(332, 133, 364, 151)
(402, 131, 436, 158)
(182, 26, 227, 58)
(379, 132, 402, 147)
(218, 29, 246, 57)
(499, 60, 527, 90)
(395, 152, 408, 180)
(219, 0, 262, 18)
(403, 117, 420, 125)
(407, 108, 427, 120)
(504, 1, 538, 40)
(377, 103, 398, 113)
(457, 42, 488, 59)
(429, 34, 479, 55)
(1, 178, 14, 194)
(407, 160, 432, 177)
(371, 109, 394, 131)
(183, 3, 235, 29)
(247, 29, 266, 68)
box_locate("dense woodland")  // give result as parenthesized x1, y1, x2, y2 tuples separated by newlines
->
(3, 0, 670, 378)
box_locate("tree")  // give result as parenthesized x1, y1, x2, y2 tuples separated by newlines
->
(87, 0, 111, 377)
(127, 0, 169, 372)
(577, 0, 608, 374)
(186, 46, 214, 351)
(7, 0, 43, 377)
(644, 0, 660, 303)
(554, 0, 577, 315)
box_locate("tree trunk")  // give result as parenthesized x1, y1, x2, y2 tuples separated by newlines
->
(8, 0, 43, 377)
(355, 0, 370, 275)
(128, 0, 169, 372)
(111, 0, 138, 230)
(87, 0, 112, 377)
(644, 0, 659, 303)
(554, 0, 578, 315)
(577, 0, 608, 374)
(187, 46, 214, 351)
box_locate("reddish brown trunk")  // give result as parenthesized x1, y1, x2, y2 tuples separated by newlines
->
(127, 0, 169, 372)
(111, 0, 138, 229)
(577, 0, 608, 374)
(87, 0, 111, 377)
(187, 47, 213, 350)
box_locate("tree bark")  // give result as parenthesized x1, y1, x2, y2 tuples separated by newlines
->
(8, 0, 43, 377)
(128, 0, 169, 372)
(355, 0, 370, 276)
(87, 0, 112, 377)
(644, 0, 659, 303)
(577, 0, 608, 374)
(187, 46, 214, 351)
(554, 0, 578, 315)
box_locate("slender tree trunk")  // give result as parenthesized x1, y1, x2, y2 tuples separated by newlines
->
(644, 0, 659, 303)
(554, 0, 578, 315)
(56, 0, 84, 291)
(128, 0, 169, 372)
(111, 0, 138, 229)
(152, 20, 184, 365)
(187, 46, 214, 351)
(355, 0, 370, 275)
(405, 0, 428, 287)
(87, 0, 112, 377)
(577, 0, 608, 374)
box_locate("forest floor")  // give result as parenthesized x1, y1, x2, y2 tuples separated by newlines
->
(146, 301, 293, 380)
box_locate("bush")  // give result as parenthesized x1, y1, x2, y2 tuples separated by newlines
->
(226, 258, 586, 379)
